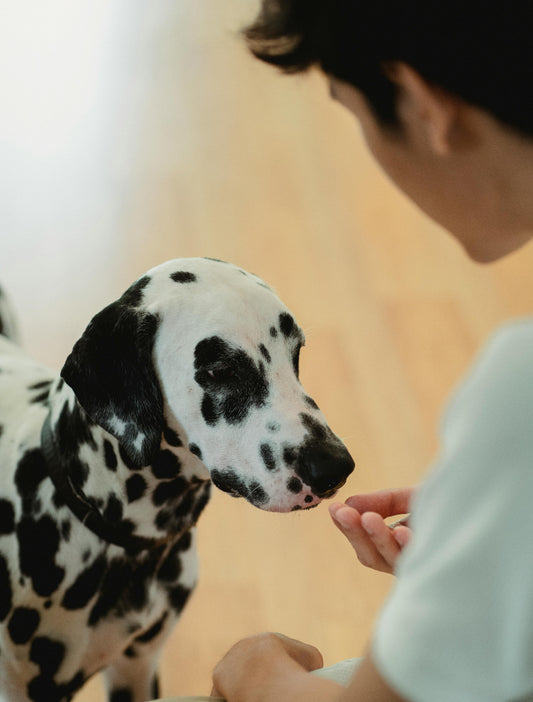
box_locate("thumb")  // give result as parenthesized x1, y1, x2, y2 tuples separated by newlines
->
(275, 633, 324, 671)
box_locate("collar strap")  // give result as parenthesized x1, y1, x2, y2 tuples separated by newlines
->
(41, 413, 160, 554)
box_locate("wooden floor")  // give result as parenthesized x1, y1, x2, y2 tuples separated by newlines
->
(3, 1, 533, 699)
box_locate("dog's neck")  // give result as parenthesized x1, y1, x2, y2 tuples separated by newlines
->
(42, 379, 211, 555)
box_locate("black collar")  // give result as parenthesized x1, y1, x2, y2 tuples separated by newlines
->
(41, 412, 162, 555)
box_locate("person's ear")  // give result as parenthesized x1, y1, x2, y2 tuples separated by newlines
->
(385, 62, 461, 155)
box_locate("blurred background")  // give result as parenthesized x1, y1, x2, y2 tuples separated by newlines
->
(2, 1, 533, 699)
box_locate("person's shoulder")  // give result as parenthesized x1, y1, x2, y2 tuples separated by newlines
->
(462, 317, 533, 388)
(470, 317, 533, 389)
(483, 316, 533, 358)
(442, 317, 533, 440)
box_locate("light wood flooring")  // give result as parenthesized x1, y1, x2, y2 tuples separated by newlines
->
(2, 1, 533, 698)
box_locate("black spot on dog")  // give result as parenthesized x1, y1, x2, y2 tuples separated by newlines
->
(260, 444, 276, 471)
(104, 440, 118, 471)
(17, 516, 65, 597)
(201, 395, 218, 426)
(157, 544, 183, 583)
(156, 513, 181, 537)
(120, 276, 150, 307)
(117, 519, 137, 543)
(30, 391, 50, 405)
(60, 520, 71, 542)
(27, 636, 84, 702)
(135, 611, 168, 644)
(88, 557, 148, 626)
(283, 447, 297, 466)
(270, 326, 278, 338)
(30, 636, 65, 674)
(28, 380, 53, 404)
(0, 498, 15, 534)
(267, 422, 280, 433)
(259, 344, 271, 363)
(152, 450, 181, 480)
(15, 449, 48, 513)
(177, 530, 192, 552)
(55, 403, 97, 457)
(305, 495, 314, 503)
(68, 672, 86, 698)
(189, 443, 202, 458)
(0, 555, 12, 621)
(110, 688, 133, 702)
(300, 412, 330, 441)
(51, 488, 67, 511)
(167, 584, 191, 613)
(191, 482, 211, 522)
(195, 336, 269, 426)
(125, 474, 147, 503)
(170, 271, 197, 284)
(29, 380, 53, 391)
(293, 346, 301, 377)
(211, 469, 246, 498)
(173, 489, 195, 521)
(62, 557, 106, 610)
(279, 312, 297, 338)
(155, 509, 172, 531)
(8, 607, 40, 644)
(163, 427, 182, 447)
(287, 477, 303, 494)
(103, 494, 123, 523)
(152, 476, 188, 507)
(248, 481, 268, 506)
(28, 672, 85, 702)
(304, 396, 319, 410)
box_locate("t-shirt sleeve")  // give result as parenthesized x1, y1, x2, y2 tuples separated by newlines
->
(372, 320, 533, 702)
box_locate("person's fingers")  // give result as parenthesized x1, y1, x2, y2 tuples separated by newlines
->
(345, 487, 413, 519)
(329, 503, 393, 573)
(391, 524, 411, 548)
(360, 511, 403, 567)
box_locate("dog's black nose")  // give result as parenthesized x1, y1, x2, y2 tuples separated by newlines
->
(296, 444, 355, 498)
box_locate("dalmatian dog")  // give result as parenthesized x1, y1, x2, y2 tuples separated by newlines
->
(0, 258, 354, 702)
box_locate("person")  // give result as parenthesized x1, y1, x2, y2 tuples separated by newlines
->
(209, 2, 533, 701)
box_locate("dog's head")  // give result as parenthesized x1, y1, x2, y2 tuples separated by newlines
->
(62, 258, 354, 512)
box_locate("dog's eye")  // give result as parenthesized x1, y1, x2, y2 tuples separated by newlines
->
(207, 366, 236, 382)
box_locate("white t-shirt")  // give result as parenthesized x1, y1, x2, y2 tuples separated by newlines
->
(373, 320, 533, 702)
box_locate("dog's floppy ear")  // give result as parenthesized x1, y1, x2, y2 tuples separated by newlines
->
(61, 299, 164, 468)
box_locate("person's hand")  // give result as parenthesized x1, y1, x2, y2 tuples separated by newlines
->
(211, 632, 324, 700)
(329, 488, 414, 574)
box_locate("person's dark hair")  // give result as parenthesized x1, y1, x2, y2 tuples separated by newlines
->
(243, 0, 533, 136)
